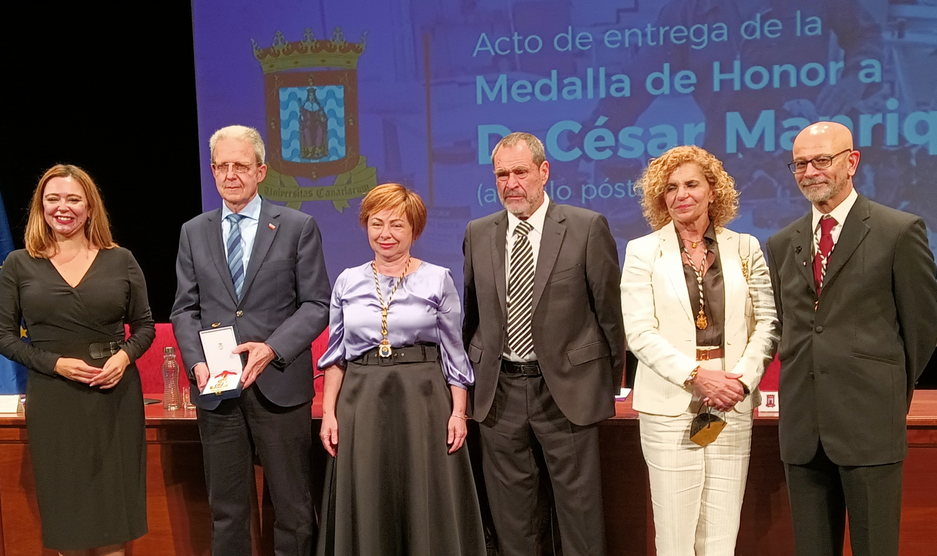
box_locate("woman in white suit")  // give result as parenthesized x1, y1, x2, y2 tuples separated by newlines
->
(621, 145, 778, 556)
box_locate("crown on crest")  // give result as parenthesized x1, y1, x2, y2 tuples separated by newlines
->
(252, 28, 366, 73)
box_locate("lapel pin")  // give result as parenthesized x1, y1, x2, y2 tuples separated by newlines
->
(268, 223, 276, 230)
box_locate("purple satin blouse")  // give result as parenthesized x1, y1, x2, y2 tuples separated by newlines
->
(317, 261, 474, 388)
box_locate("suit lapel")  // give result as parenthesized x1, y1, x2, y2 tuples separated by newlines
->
(490, 211, 508, 316)
(822, 195, 870, 292)
(790, 214, 816, 294)
(658, 222, 694, 322)
(718, 227, 744, 324)
(533, 202, 565, 314)
(241, 200, 280, 301)
(206, 209, 239, 303)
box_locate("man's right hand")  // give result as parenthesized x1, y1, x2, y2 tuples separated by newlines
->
(193, 363, 210, 391)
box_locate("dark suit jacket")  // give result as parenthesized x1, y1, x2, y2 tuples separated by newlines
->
(171, 199, 331, 410)
(766, 194, 937, 466)
(462, 201, 625, 426)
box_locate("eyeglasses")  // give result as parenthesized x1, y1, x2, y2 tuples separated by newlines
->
(212, 162, 258, 175)
(787, 149, 852, 174)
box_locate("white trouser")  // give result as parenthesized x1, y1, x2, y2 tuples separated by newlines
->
(638, 358, 753, 556)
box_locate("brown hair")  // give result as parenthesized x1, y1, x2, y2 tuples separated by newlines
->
(25, 164, 117, 258)
(634, 145, 739, 230)
(359, 183, 428, 239)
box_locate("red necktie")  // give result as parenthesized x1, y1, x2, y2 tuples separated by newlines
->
(813, 216, 837, 297)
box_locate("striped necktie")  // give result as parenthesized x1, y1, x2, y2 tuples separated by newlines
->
(226, 213, 246, 300)
(507, 220, 535, 358)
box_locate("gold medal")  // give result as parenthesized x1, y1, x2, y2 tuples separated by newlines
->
(378, 340, 393, 358)
(696, 311, 708, 330)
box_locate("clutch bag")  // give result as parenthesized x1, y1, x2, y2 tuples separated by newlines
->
(690, 407, 726, 447)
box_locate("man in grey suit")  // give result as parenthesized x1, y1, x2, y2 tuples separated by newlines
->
(171, 125, 331, 556)
(766, 121, 937, 556)
(463, 132, 624, 556)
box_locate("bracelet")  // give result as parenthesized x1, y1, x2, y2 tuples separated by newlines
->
(450, 413, 468, 420)
(684, 366, 700, 387)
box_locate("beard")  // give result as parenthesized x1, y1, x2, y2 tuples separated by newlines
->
(499, 189, 545, 219)
(798, 174, 846, 204)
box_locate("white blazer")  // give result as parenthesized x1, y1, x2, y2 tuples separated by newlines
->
(620, 222, 779, 416)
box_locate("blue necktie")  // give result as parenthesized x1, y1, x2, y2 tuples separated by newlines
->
(226, 214, 246, 300)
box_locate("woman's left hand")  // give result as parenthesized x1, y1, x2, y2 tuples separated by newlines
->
(90, 350, 131, 389)
(447, 415, 468, 454)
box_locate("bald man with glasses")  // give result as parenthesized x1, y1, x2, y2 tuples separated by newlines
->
(766, 121, 937, 556)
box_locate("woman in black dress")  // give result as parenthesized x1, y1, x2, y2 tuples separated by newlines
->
(0, 164, 155, 556)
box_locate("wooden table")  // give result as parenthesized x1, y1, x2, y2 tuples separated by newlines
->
(0, 404, 210, 556)
(601, 391, 937, 556)
(0, 393, 934, 555)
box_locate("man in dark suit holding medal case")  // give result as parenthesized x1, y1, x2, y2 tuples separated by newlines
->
(171, 125, 331, 556)
(766, 121, 937, 556)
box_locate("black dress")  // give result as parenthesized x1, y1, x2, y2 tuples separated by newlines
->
(0, 248, 155, 550)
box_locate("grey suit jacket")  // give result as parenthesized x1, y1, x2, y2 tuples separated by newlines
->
(766, 194, 937, 466)
(462, 201, 625, 426)
(170, 199, 331, 410)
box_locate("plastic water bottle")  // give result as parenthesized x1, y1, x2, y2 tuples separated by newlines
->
(162, 347, 180, 410)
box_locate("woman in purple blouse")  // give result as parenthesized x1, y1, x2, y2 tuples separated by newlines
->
(315, 183, 485, 556)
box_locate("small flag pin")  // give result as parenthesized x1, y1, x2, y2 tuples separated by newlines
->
(268, 223, 276, 230)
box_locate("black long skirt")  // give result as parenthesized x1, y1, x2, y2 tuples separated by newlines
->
(316, 359, 486, 555)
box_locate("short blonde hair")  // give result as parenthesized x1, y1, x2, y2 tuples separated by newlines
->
(209, 125, 266, 164)
(25, 164, 117, 258)
(634, 145, 739, 230)
(359, 183, 428, 239)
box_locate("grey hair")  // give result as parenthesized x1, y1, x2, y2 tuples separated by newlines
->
(491, 132, 546, 166)
(209, 125, 266, 164)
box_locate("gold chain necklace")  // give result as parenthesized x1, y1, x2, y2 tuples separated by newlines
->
(371, 257, 411, 357)
(680, 235, 703, 250)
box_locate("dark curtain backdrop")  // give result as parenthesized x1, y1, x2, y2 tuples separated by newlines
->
(0, 1, 201, 323)
(1, 1, 935, 387)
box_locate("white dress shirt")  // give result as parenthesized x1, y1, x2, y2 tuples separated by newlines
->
(503, 193, 550, 362)
(221, 194, 263, 273)
(811, 187, 858, 254)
